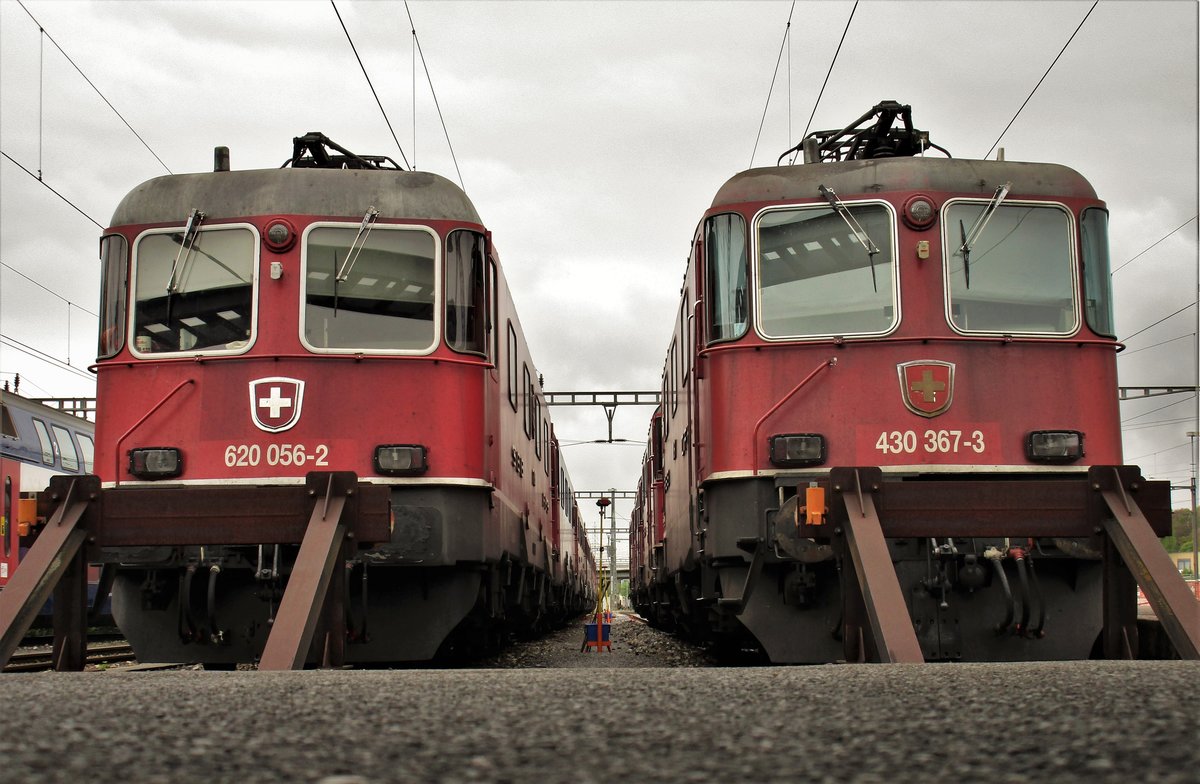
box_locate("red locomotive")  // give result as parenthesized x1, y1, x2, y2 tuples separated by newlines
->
(629, 103, 1190, 663)
(32, 132, 596, 666)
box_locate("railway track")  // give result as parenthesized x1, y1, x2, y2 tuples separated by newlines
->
(2, 641, 136, 673)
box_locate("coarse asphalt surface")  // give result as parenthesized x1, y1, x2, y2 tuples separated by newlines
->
(1, 614, 1196, 783)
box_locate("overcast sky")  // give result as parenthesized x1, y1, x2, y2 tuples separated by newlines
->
(1, 0, 1197, 553)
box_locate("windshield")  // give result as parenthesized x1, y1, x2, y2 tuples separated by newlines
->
(756, 203, 896, 338)
(944, 201, 1077, 335)
(132, 226, 256, 354)
(303, 225, 437, 352)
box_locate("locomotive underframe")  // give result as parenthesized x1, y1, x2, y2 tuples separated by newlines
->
(1, 473, 590, 668)
(634, 465, 1195, 663)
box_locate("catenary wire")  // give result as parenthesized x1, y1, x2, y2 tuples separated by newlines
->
(1, 261, 99, 318)
(1121, 302, 1195, 343)
(404, 2, 464, 192)
(984, 1, 1098, 159)
(1121, 394, 1198, 424)
(16, 0, 172, 175)
(330, 0, 413, 170)
(749, 1, 796, 169)
(1111, 214, 1198, 275)
(1118, 332, 1194, 358)
(0, 334, 96, 383)
(0, 150, 103, 229)
(800, 0, 859, 142)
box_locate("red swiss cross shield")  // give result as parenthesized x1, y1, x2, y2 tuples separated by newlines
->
(249, 377, 305, 433)
(897, 361, 954, 418)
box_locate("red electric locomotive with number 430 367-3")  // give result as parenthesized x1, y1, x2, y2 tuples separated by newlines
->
(72, 133, 596, 667)
(628, 103, 1189, 663)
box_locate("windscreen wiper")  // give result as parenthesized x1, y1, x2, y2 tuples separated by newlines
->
(818, 184, 880, 292)
(956, 182, 1011, 289)
(335, 207, 380, 283)
(165, 208, 205, 323)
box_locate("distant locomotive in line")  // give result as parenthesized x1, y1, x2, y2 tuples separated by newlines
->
(629, 102, 1177, 663)
(82, 133, 594, 665)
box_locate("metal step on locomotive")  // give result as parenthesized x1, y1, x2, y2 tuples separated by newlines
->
(0, 133, 597, 670)
(628, 102, 1199, 663)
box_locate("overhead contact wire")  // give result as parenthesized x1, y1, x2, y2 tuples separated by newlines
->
(749, 1, 796, 169)
(17, 0, 172, 174)
(0, 151, 103, 229)
(405, 1, 465, 192)
(1112, 215, 1198, 274)
(801, 0, 859, 142)
(330, 0, 413, 170)
(984, 0, 1098, 159)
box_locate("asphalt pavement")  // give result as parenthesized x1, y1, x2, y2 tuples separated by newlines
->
(2, 656, 1196, 783)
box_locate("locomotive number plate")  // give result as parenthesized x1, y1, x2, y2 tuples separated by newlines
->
(223, 443, 331, 468)
(859, 424, 1000, 458)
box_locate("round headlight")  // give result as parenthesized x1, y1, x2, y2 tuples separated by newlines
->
(902, 195, 937, 230)
(264, 219, 296, 252)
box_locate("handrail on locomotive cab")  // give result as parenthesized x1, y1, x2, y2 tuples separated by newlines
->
(751, 358, 837, 476)
(112, 378, 194, 486)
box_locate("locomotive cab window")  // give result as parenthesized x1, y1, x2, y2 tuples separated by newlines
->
(446, 230, 487, 355)
(1080, 208, 1116, 338)
(131, 226, 256, 355)
(705, 214, 748, 343)
(755, 202, 897, 338)
(302, 224, 437, 353)
(943, 201, 1078, 335)
(97, 234, 128, 359)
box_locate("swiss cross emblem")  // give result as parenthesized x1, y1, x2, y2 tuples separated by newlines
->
(898, 361, 954, 418)
(249, 377, 304, 433)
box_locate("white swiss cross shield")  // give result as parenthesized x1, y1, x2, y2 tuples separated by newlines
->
(898, 361, 954, 418)
(249, 377, 304, 433)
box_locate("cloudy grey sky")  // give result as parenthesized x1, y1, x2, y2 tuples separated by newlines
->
(1, 1, 1198, 552)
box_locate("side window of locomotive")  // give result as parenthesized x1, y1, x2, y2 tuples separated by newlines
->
(488, 261, 499, 362)
(756, 203, 896, 339)
(132, 227, 256, 355)
(943, 202, 1077, 335)
(31, 419, 54, 466)
(705, 214, 748, 343)
(523, 363, 534, 439)
(52, 425, 80, 473)
(507, 321, 519, 411)
(445, 230, 487, 355)
(97, 234, 128, 359)
(1080, 208, 1116, 338)
(303, 225, 436, 353)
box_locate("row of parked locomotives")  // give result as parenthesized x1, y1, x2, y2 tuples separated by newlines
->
(1, 133, 596, 669)
(629, 103, 1196, 664)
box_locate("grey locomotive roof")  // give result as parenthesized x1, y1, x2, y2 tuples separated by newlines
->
(109, 168, 481, 227)
(711, 158, 1097, 209)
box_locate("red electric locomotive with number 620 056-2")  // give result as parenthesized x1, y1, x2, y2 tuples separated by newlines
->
(73, 133, 596, 667)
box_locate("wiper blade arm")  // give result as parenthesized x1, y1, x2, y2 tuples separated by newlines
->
(335, 207, 380, 282)
(959, 219, 970, 289)
(819, 184, 880, 292)
(166, 208, 205, 295)
(957, 182, 1011, 264)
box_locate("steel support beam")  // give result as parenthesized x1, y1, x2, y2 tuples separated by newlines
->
(258, 473, 354, 671)
(1093, 466, 1200, 660)
(0, 475, 99, 672)
(832, 468, 925, 664)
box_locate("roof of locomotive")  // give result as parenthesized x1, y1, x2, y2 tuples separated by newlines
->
(711, 157, 1098, 210)
(109, 168, 482, 227)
